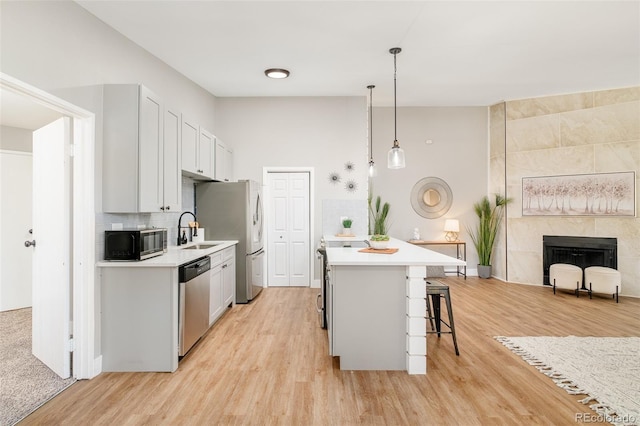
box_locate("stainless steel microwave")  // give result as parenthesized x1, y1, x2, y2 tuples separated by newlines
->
(104, 228, 167, 261)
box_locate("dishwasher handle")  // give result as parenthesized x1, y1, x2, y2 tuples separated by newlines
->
(179, 256, 211, 282)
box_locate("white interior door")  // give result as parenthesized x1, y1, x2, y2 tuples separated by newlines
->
(267, 172, 310, 287)
(31, 117, 71, 379)
(0, 151, 33, 311)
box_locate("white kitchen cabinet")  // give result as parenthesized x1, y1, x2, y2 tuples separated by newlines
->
(159, 105, 182, 212)
(222, 247, 235, 306)
(209, 247, 235, 325)
(181, 116, 199, 176)
(102, 84, 181, 213)
(181, 115, 215, 180)
(215, 138, 234, 182)
(209, 253, 224, 326)
(199, 128, 214, 178)
(100, 266, 180, 372)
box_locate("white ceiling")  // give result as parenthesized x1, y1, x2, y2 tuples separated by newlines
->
(76, 0, 640, 107)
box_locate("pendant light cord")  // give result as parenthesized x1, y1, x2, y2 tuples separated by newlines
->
(393, 51, 397, 143)
(368, 85, 374, 162)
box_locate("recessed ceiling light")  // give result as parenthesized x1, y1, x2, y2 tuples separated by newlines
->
(264, 68, 290, 79)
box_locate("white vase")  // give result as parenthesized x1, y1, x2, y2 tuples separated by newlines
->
(343, 227, 352, 235)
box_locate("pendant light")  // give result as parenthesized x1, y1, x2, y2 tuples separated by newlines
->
(367, 84, 376, 177)
(387, 47, 405, 169)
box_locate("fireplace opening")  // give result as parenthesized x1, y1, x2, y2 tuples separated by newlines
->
(543, 235, 617, 287)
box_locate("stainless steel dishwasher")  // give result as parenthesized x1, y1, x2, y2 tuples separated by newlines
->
(179, 256, 211, 357)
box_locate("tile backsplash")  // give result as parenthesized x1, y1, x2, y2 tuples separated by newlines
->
(95, 177, 196, 260)
(322, 199, 369, 236)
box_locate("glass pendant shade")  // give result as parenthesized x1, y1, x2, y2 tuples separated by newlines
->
(368, 159, 376, 177)
(387, 47, 405, 169)
(387, 141, 405, 169)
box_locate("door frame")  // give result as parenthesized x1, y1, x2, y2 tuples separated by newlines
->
(262, 167, 314, 288)
(1, 73, 97, 379)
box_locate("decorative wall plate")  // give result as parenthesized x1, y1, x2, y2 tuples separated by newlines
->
(328, 172, 341, 184)
(410, 177, 453, 219)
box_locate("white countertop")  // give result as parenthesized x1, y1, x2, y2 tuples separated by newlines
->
(97, 240, 239, 268)
(326, 237, 466, 267)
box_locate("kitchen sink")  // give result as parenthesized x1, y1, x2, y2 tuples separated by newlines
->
(181, 243, 220, 250)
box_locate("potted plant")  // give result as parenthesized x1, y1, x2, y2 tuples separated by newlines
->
(369, 234, 390, 250)
(342, 218, 353, 235)
(467, 194, 511, 278)
(369, 195, 390, 236)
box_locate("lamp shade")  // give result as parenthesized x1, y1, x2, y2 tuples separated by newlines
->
(444, 219, 459, 241)
(444, 219, 459, 232)
(387, 142, 405, 169)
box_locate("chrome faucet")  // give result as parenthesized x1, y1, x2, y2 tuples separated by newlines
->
(177, 211, 198, 246)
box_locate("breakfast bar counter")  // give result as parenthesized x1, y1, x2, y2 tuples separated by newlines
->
(325, 237, 466, 374)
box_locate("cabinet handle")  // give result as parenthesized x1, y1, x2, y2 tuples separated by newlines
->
(222, 264, 227, 268)
(166, 206, 170, 211)
(160, 206, 165, 211)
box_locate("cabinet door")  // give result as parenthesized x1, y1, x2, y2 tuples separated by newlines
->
(138, 86, 164, 212)
(225, 148, 233, 182)
(222, 256, 235, 306)
(214, 139, 226, 181)
(181, 116, 198, 175)
(163, 106, 181, 212)
(198, 128, 214, 178)
(209, 263, 223, 326)
(215, 140, 233, 182)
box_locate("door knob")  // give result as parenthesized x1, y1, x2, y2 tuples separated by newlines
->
(24, 240, 36, 247)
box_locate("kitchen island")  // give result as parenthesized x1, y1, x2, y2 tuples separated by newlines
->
(325, 237, 465, 374)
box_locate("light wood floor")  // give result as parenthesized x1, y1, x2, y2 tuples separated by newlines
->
(22, 278, 640, 425)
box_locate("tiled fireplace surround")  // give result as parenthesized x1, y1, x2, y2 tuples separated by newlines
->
(490, 86, 640, 298)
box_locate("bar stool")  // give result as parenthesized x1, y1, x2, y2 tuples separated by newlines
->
(425, 280, 460, 356)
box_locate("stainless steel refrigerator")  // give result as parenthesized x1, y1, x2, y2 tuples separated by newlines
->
(195, 180, 264, 303)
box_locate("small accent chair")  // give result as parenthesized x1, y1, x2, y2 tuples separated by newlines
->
(425, 280, 459, 356)
(549, 263, 582, 297)
(585, 266, 621, 303)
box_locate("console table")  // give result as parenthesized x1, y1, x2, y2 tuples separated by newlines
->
(408, 240, 467, 279)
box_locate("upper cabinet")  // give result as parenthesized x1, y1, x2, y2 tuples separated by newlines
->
(102, 84, 181, 213)
(181, 116, 215, 180)
(215, 139, 234, 182)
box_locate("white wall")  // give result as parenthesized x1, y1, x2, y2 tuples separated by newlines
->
(216, 99, 489, 276)
(0, 126, 32, 152)
(0, 1, 217, 131)
(215, 96, 369, 242)
(0, 0, 221, 360)
(372, 106, 488, 270)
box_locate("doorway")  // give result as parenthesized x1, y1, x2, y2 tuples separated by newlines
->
(0, 73, 96, 379)
(0, 150, 32, 311)
(264, 168, 314, 287)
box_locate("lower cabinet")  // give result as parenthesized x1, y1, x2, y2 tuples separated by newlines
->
(209, 247, 236, 326)
(100, 266, 179, 372)
(222, 247, 235, 307)
(209, 258, 224, 326)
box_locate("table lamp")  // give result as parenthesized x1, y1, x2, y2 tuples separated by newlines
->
(444, 219, 459, 242)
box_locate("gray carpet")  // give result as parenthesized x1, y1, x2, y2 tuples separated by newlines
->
(0, 308, 76, 426)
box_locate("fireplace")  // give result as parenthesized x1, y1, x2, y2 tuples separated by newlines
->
(543, 235, 617, 287)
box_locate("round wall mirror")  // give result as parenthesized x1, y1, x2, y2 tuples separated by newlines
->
(423, 189, 441, 207)
(410, 177, 453, 219)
